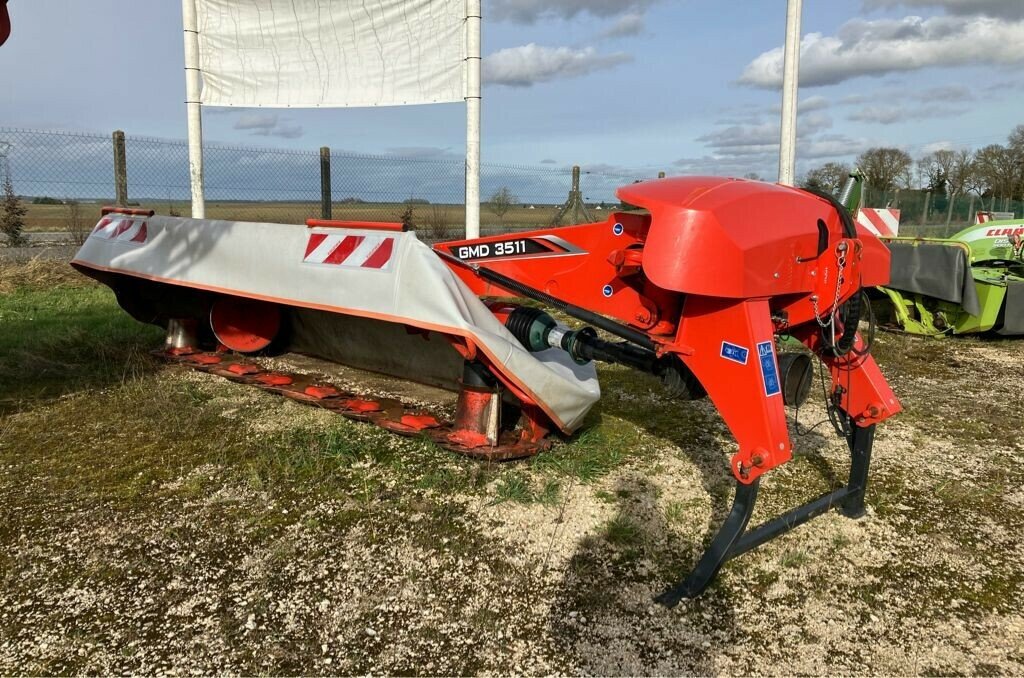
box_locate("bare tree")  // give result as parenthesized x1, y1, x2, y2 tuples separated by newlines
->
(421, 205, 454, 242)
(65, 199, 88, 245)
(973, 144, 1018, 209)
(488, 187, 518, 224)
(1008, 124, 1024, 157)
(1, 175, 27, 247)
(856, 148, 913, 193)
(801, 162, 851, 194)
(915, 153, 946, 192)
(1009, 125, 1024, 201)
(941, 150, 974, 226)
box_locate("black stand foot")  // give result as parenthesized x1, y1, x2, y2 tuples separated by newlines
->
(656, 417, 877, 607)
(840, 422, 874, 519)
(654, 480, 759, 608)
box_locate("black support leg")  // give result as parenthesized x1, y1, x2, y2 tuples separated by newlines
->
(841, 419, 875, 519)
(655, 419, 878, 606)
(654, 479, 760, 608)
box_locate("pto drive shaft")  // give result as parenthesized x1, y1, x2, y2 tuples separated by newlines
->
(502, 306, 705, 400)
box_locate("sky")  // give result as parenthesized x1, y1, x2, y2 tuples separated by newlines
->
(1, 0, 1023, 189)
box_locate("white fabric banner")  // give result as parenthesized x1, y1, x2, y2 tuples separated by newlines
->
(194, 0, 466, 108)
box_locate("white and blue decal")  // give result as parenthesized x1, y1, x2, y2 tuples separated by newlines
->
(757, 341, 781, 397)
(602, 284, 614, 297)
(720, 341, 749, 365)
(612, 222, 624, 236)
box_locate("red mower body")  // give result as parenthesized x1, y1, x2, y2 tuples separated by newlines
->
(437, 177, 901, 484)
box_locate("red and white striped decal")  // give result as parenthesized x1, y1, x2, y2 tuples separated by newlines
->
(303, 233, 396, 270)
(89, 216, 148, 244)
(975, 211, 1015, 224)
(856, 208, 900, 237)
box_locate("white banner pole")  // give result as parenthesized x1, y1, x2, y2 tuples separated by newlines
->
(182, 0, 206, 218)
(778, 0, 802, 186)
(465, 0, 482, 239)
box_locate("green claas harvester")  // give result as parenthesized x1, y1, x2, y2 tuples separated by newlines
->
(874, 220, 1024, 336)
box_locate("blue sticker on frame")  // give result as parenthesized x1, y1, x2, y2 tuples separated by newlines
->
(720, 341, 749, 365)
(757, 341, 781, 397)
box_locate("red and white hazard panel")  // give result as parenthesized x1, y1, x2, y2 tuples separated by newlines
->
(303, 233, 396, 270)
(856, 208, 900, 237)
(90, 217, 149, 244)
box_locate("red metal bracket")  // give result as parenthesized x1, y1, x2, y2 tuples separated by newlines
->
(101, 206, 155, 217)
(306, 219, 407, 232)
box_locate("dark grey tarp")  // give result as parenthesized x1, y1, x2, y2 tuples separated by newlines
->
(286, 308, 463, 390)
(886, 241, 981, 316)
(997, 280, 1024, 335)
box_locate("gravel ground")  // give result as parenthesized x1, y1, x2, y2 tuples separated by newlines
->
(1, 288, 1022, 673)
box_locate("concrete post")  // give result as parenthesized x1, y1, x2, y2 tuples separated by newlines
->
(113, 130, 128, 206)
(320, 146, 332, 220)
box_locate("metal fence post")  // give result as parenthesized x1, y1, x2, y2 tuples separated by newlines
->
(320, 146, 332, 219)
(113, 130, 128, 206)
(921, 191, 931, 226)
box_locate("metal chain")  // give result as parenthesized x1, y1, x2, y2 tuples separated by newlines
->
(811, 241, 848, 331)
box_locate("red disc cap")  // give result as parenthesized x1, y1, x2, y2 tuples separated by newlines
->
(210, 297, 281, 353)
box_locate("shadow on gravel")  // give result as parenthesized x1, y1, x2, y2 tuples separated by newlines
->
(544, 388, 840, 673)
(546, 475, 740, 675)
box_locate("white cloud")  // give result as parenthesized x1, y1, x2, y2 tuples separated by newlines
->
(489, 0, 658, 23)
(484, 44, 631, 87)
(863, 0, 1024, 20)
(673, 131, 873, 180)
(739, 15, 1024, 88)
(799, 134, 874, 159)
(920, 140, 958, 154)
(673, 154, 774, 177)
(909, 84, 973, 101)
(847, 103, 968, 124)
(697, 113, 834, 157)
(385, 146, 458, 159)
(233, 114, 279, 132)
(232, 113, 304, 139)
(800, 95, 831, 112)
(768, 95, 832, 115)
(601, 13, 646, 39)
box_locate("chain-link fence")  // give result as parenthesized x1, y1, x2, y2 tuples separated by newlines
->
(863, 185, 1023, 238)
(0, 127, 657, 241)
(11, 127, 1018, 244)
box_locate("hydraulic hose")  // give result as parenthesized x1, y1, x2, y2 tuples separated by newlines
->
(435, 249, 656, 351)
(801, 186, 863, 356)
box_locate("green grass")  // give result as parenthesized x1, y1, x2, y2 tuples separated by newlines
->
(489, 471, 564, 506)
(603, 515, 642, 546)
(0, 271, 162, 414)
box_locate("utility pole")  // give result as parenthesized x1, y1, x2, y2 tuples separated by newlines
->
(778, 0, 803, 186)
(464, 0, 482, 239)
(553, 166, 594, 226)
(183, 0, 206, 218)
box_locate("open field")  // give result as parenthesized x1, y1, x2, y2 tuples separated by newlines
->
(1, 258, 1022, 674)
(21, 201, 574, 238)
(16, 200, 1002, 244)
